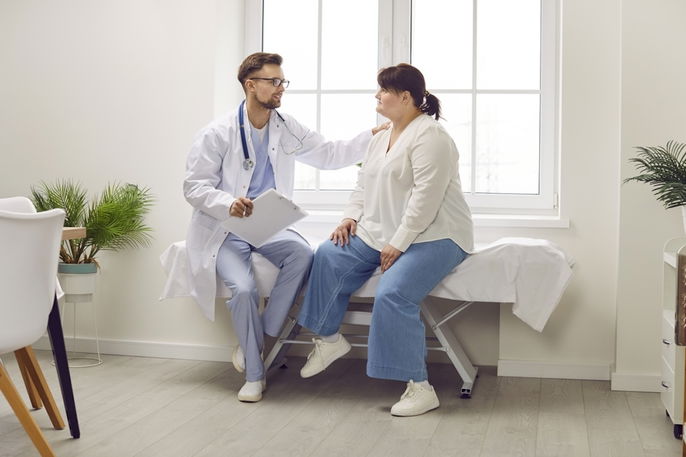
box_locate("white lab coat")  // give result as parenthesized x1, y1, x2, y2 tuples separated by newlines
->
(184, 102, 371, 320)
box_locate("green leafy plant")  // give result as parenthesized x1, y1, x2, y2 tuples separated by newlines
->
(31, 180, 154, 265)
(625, 140, 686, 209)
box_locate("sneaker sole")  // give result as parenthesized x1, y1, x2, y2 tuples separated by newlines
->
(390, 400, 440, 417)
(237, 393, 262, 402)
(300, 341, 352, 378)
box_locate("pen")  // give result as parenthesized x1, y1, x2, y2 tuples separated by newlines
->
(243, 207, 247, 217)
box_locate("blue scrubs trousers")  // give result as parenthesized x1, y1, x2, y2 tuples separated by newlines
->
(217, 230, 313, 382)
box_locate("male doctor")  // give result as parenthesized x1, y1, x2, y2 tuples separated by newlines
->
(184, 52, 387, 402)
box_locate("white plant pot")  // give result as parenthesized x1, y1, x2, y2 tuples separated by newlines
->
(682, 207, 686, 234)
(57, 264, 97, 303)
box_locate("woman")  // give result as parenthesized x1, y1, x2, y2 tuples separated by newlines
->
(296, 63, 474, 416)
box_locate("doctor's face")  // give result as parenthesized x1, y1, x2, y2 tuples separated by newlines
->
(246, 64, 286, 110)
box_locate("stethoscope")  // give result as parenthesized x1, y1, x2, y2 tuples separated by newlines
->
(238, 100, 305, 171)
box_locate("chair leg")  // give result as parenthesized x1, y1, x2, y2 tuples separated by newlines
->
(14, 347, 65, 430)
(16, 351, 43, 409)
(0, 361, 57, 457)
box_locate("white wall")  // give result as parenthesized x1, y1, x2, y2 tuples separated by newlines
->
(613, 0, 686, 390)
(1, 0, 683, 387)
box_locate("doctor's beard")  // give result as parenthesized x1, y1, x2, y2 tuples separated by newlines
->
(257, 95, 281, 110)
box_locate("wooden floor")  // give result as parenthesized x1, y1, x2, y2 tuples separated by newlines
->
(0, 351, 681, 457)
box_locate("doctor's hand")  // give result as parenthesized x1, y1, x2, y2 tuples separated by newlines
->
(330, 218, 357, 246)
(371, 121, 391, 135)
(230, 197, 253, 218)
(380, 244, 402, 272)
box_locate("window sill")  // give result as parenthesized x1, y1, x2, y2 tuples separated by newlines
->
(300, 211, 570, 229)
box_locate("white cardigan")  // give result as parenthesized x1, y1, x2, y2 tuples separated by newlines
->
(342, 114, 474, 253)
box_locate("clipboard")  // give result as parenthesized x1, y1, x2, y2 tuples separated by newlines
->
(221, 189, 308, 247)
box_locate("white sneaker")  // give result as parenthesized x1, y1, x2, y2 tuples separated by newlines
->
(390, 380, 440, 417)
(237, 379, 266, 402)
(300, 335, 351, 378)
(232, 345, 245, 373)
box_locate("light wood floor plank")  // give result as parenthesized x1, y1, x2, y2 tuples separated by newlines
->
(423, 365, 499, 457)
(625, 391, 681, 457)
(479, 377, 541, 457)
(582, 380, 645, 457)
(536, 378, 590, 457)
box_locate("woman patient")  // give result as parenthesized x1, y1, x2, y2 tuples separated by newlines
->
(296, 63, 474, 416)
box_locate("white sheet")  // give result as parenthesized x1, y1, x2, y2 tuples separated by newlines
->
(160, 237, 573, 332)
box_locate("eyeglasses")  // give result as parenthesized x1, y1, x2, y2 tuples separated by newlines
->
(249, 77, 290, 88)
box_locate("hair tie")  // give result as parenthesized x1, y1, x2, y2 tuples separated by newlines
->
(424, 90, 430, 97)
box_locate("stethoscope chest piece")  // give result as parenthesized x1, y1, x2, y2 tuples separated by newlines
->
(242, 159, 254, 170)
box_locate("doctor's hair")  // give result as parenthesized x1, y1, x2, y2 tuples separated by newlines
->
(237, 52, 283, 88)
(377, 63, 441, 120)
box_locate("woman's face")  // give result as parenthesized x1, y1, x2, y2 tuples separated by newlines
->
(375, 87, 408, 120)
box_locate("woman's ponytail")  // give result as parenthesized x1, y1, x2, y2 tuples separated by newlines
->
(420, 90, 441, 120)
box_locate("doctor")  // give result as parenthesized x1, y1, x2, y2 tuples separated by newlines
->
(184, 52, 388, 403)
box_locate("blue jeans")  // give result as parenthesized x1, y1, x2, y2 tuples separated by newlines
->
(297, 235, 468, 382)
(217, 230, 313, 381)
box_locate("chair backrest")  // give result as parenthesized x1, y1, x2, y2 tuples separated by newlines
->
(0, 196, 37, 214)
(0, 208, 65, 354)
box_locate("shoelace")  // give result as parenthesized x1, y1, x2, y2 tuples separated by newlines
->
(307, 338, 324, 361)
(400, 380, 418, 400)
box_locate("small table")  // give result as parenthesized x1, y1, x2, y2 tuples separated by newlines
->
(47, 227, 86, 439)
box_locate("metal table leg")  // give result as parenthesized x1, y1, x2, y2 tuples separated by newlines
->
(46, 294, 80, 439)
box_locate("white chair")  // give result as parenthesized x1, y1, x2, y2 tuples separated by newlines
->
(0, 207, 66, 457)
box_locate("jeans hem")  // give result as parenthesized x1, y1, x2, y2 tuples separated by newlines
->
(366, 363, 427, 383)
(297, 315, 338, 336)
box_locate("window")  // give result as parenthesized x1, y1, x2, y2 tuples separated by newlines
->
(247, 0, 559, 213)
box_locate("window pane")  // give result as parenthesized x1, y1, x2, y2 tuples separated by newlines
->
(477, 0, 540, 90)
(319, 93, 377, 190)
(321, 0, 378, 90)
(475, 94, 540, 194)
(264, 0, 318, 90)
(280, 94, 318, 189)
(438, 94, 472, 192)
(412, 0, 472, 90)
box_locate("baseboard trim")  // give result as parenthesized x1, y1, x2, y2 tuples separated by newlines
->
(33, 335, 235, 362)
(610, 371, 662, 392)
(497, 359, 611, 381)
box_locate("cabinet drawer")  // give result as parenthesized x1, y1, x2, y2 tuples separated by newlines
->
(661, 357, 675, 419)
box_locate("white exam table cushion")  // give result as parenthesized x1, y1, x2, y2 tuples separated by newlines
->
(160, 237, 573, 332)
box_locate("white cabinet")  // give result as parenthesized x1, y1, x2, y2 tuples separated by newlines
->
(661, 238, 686, 439)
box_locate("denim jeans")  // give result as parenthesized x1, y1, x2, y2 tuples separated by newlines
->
(298, 235, 467, 382)
(217, 230, 313, 381)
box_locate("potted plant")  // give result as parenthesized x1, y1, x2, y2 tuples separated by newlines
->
(30, 180, 154, 301)
(625, 140, 686, 229)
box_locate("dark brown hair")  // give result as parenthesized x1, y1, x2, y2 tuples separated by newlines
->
(377, 63, 441, 120)
(237, 52, 283, 88)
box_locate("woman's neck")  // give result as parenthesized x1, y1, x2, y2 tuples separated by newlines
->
(390, 109, 422, 134)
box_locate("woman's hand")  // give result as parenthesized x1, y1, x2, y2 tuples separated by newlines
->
(330, 218, 357, 246)
(380, 244, 402, 272)
(229, 197, 253, 218)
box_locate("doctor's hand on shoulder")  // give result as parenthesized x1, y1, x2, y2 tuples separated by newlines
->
(330, 218, 357, 246)
(372, 121, 391, 136)
(230, 197, 254, 218)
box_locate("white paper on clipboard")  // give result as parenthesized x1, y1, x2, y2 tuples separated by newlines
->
(221, 189, 308, 247)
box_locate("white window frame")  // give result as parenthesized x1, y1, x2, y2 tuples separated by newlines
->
(245, 0, 560, 215)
